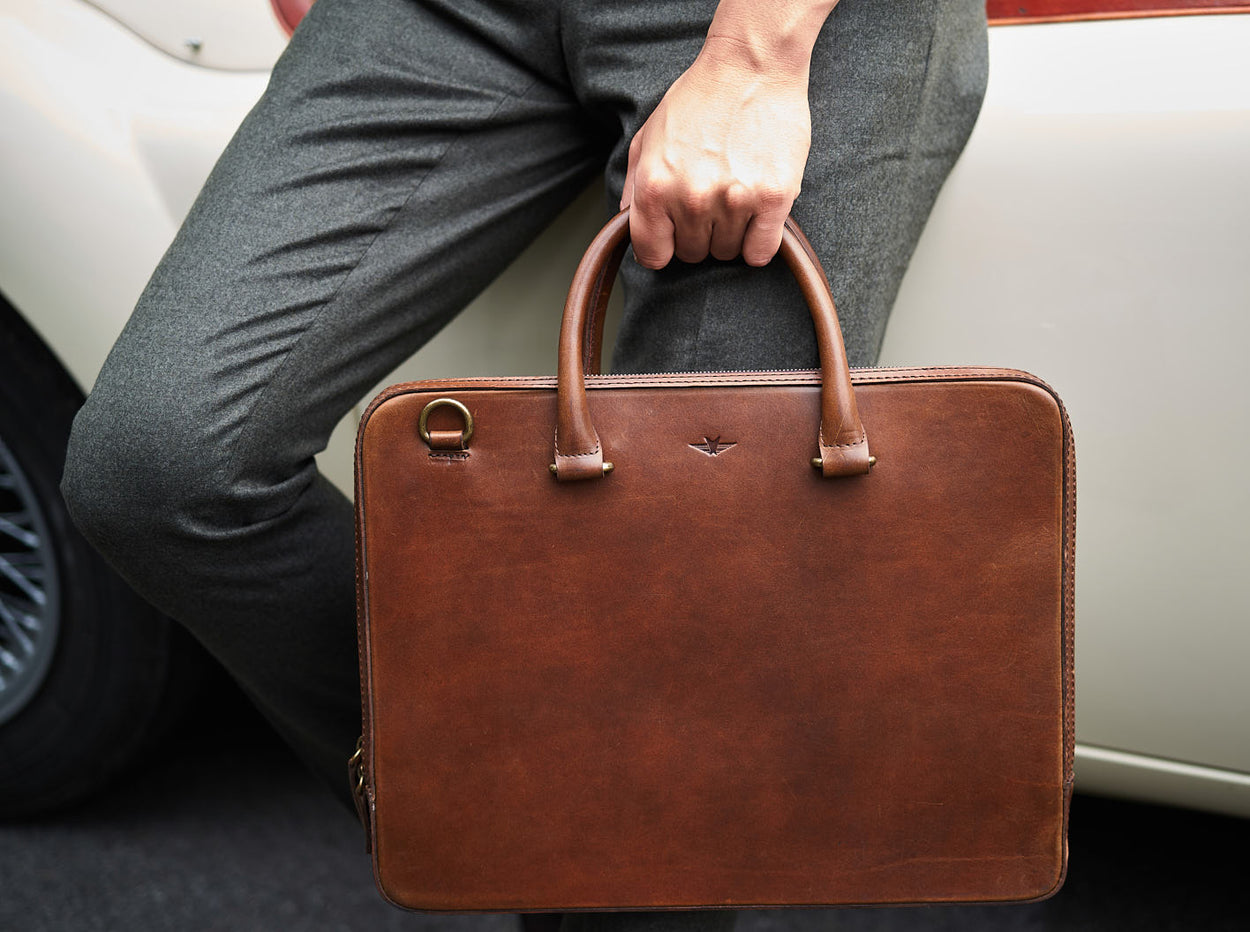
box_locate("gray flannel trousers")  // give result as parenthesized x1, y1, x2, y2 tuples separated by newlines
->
(61, 1, 986, 927)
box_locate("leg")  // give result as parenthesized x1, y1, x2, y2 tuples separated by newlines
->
(61, 0, 602, 805)
(566, 0, 989, 372)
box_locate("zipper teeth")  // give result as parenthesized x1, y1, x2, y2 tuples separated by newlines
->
(361, 367, 1040, 420)
(620, 368, 810, 376)
(365, 365, 1012, 405)
(587, 365, 937, 378)
(585, 366, 814, 378)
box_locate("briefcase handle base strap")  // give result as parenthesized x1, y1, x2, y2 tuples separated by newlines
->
(553, 210, 872, 481)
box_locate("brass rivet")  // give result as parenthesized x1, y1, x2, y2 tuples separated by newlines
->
(549, 462, 615, 476)
(812, 455, 878, 469)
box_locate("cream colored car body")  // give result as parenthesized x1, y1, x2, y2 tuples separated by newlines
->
(2, 1, 1248, 816)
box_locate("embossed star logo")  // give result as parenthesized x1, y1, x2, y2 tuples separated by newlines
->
(690, 435, 737, 457)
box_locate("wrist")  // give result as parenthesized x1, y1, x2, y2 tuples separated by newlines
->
(704, 0, 837, 76)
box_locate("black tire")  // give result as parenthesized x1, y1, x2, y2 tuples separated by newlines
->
(0, 297, 205, 818)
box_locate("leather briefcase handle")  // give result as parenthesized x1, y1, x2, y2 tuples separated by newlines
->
(553, 208, 872, 481)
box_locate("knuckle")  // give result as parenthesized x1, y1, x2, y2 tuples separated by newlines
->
(676, 186, 714, 215)
(756, 184, 792, 210)
(722, 183, 752, 213)
(632, 171, 670, 206)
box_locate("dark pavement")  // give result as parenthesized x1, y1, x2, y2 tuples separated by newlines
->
(2, 690, 1247, 932)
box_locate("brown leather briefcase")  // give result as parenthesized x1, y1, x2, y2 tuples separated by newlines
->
(352, 211, 1074, 912)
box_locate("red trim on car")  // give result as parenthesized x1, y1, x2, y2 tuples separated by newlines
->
(273, 1, 1246, 38)
(988, 1, 1250, 24)
(271, 0, 315, 36)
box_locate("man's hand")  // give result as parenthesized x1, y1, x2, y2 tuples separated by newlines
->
(620, 0, 837, 269)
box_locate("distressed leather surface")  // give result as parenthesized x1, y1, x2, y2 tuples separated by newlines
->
(355, 368, 1074, 911)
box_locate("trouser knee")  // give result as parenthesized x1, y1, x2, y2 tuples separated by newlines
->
(61, 388, 227, 577)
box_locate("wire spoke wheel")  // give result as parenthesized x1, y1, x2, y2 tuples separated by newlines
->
(0, 436, 60, 726)
(0, 302, 209, 817)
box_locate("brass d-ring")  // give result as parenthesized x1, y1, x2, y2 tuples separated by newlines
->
(418, 398, 474, 449)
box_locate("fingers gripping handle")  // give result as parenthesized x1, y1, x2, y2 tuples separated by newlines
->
(552, 209, 871, 481)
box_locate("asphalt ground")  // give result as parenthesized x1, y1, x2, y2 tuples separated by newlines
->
(2, 688, 1247, 932)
